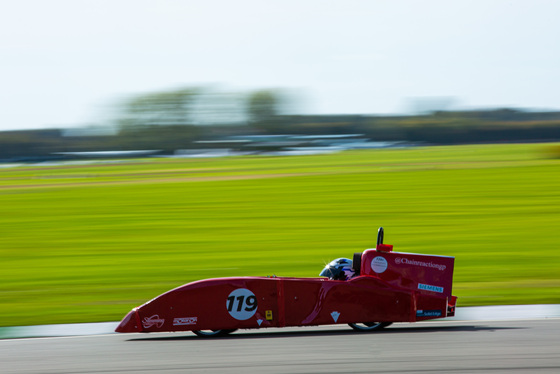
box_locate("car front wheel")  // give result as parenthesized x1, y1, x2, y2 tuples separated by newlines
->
(192, 329, 237, 337)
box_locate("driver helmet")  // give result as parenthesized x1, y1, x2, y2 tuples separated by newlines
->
(319, 258, 355, 280)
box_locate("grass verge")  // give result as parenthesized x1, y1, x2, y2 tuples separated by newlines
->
(1, 143, 559, 326)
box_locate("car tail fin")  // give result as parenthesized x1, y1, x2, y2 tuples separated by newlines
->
(360, 246, 455, 299)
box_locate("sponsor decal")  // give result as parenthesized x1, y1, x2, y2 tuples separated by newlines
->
(371, 256, 388, 273)
(331, 311, 341, 323)
(257, 319, 263, 326)
(394, 257, 446, 271)
(142, 315, 165, 329)
(418, 283, 444, 293)
(226, 288, 258, 320)
(265, 310, 273, 320)
(173, 317, 197, 326)
(416, 309, 442, 317)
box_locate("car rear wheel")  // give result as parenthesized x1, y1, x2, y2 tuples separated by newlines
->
(348, 322, 392, 332)
(192, 329, 237, 337)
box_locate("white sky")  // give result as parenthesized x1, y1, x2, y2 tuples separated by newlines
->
(1, 0, 559, 131)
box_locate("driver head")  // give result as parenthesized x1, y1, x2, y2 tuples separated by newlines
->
(319, 258, 355, 280)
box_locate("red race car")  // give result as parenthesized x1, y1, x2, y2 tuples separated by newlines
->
(116, 228, 457, 336)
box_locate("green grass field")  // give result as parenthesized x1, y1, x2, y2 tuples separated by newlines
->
(1, 143, 560, 327)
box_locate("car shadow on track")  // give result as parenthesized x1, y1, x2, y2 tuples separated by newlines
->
(127, 324, 523, 341)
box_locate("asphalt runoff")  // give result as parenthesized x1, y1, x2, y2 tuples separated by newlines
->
(1, 319, 559, 374)
(1, 304, 559, 339)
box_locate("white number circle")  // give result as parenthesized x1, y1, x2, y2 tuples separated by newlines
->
(226, 288, 258, 320)
(371, 256, 388, 273)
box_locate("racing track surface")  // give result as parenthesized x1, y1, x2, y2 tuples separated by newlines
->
(2, 319, 559, 374)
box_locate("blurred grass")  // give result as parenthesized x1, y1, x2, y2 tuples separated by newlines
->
(1, 143, 559, 326)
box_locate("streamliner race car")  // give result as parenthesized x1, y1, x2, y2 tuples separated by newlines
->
(115, 228, 457, 337)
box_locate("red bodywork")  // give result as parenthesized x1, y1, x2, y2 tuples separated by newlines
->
(116, 244, 457, 333)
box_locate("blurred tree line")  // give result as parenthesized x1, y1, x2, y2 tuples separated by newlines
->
(1, 86, 560, 161)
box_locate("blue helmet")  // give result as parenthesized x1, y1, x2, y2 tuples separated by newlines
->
(319, 258, 355, 280)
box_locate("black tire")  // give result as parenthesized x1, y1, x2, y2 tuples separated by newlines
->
(192, 329, 237, 337)
(348, 322, 392, 332)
